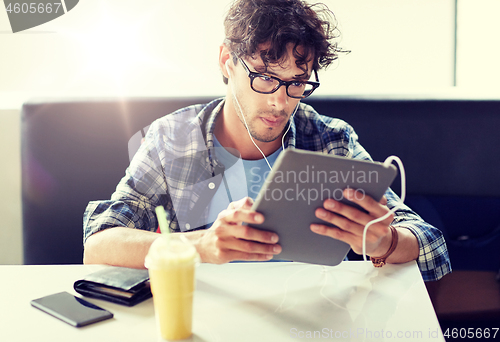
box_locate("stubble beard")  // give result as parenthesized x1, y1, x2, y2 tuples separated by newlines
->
(233, 94, 289, 143)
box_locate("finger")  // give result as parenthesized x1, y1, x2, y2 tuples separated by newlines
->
(223, 198, 254, 218)
(221, 223, 279, 245)
(343, 188, 390, 219)
(310, 223, 358, 245)
(232, 197, 254, 210)
(242, 197, 254, 209)
(221, 208, 265, 226)
(315, 205, 390, 238)
(215, 248, 275, 263)
(319, 200, 374, 229)
(218, 195, 259, 220)
(380, 195, 388, 206)
(310, 223, 389, 255)
(321, 191, 394, 228)
(219, 235, 281, 255)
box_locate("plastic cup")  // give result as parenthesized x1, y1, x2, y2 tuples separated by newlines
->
(145, 235, 199, 341)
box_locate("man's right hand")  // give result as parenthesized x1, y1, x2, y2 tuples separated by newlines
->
(190, 197, 281, 264)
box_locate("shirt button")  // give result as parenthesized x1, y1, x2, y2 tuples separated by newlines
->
(185, 223, 191, 230)
(208, 182, 215, 190)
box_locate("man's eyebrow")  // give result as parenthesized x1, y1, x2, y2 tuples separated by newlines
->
(292, 74, 311, 81)
(254, 65, 270, 74)
(254, 66, 310, 80)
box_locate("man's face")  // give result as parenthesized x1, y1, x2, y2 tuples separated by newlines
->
(229, 44, 314, 143)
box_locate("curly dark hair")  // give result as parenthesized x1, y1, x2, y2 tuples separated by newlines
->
(223, 0, 343, 84)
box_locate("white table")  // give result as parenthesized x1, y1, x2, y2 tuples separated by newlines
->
(0, 261, 444, 341)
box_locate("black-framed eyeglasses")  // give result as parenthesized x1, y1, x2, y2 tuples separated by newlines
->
(237, 57, 320, 99)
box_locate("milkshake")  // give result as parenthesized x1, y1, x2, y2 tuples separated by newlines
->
(145, 235, 199, 340)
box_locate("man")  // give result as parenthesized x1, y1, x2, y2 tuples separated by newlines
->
(83, 0, 451, 281)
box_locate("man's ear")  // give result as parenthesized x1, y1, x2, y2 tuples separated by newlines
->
(219, 43, 232, 81)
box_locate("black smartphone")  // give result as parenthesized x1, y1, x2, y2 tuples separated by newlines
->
(30, 291, 113, 327)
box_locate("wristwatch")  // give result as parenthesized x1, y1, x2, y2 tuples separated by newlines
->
(370, 226, 399, 267)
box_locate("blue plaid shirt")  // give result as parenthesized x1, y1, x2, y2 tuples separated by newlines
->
(83, 98, 451, 281)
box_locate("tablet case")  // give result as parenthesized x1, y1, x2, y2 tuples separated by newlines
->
(249, 149, 397, 266)
(74, 266, 152, 306)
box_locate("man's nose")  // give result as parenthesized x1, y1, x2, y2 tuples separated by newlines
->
(267, 85, 289, 111)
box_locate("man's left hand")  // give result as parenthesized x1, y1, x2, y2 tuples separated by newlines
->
(310, 188, 394, 257)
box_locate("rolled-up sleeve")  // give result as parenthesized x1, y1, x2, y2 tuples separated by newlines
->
(83, 197, 156, 244)
(83, 120, 172, 243)
(348, 124, 451, 281)
(385, 190, 452, 281)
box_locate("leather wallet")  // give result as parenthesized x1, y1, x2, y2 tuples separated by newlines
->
(74, 266, 152, 307)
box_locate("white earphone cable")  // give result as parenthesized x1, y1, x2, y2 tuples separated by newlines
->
(228, 61, 406, 267)
(233, 91, 274, 171)
(229, 60, 298, 172)
(361, 156, 406, 263)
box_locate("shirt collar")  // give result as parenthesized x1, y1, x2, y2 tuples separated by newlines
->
(203, 98, 225, 150)
(197, 98, 225, 174)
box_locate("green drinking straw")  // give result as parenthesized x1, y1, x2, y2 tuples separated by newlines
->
(155, 206, 170, 238)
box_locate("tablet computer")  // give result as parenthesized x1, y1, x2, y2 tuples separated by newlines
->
(249, 149, 398, 266)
